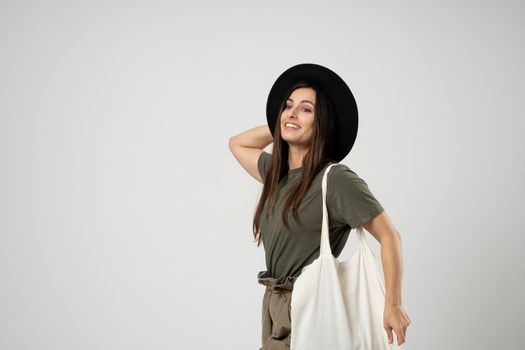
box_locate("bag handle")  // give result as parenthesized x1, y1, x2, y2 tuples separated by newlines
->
(320, 163, 370, 257)
(356, 226, 368, 251)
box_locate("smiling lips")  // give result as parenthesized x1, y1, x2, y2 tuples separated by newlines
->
(285, 122, 301, 130)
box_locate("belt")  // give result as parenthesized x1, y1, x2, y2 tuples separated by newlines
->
(257, 270, 297, 302)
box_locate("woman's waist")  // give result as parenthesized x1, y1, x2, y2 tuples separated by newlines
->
(257, 270, 298, 292)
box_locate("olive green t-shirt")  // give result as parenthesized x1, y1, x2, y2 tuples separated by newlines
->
(257, 151, 384, 285)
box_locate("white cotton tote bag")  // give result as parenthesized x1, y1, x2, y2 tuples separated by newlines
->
(290, 163, 401, 350)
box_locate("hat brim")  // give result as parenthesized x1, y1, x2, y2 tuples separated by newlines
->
(266, 63, 358, 163)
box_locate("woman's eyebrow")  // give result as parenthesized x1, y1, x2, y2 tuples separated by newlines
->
(287, 98, 315, 106)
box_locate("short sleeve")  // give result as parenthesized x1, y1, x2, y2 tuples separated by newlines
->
(327, 164, 385, 229)
(257, 151, 271, 182)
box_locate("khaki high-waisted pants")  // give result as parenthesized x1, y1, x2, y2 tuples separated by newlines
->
(257, 271, 297, 350)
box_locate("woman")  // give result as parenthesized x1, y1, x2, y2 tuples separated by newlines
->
(229, 64, 411, 349)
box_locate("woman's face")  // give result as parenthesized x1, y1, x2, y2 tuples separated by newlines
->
(280, 87, 316, 146)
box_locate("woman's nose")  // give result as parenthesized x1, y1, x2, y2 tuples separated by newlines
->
(289, 106, 300, 117)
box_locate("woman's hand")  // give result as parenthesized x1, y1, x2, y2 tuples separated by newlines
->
(383, 303, 411, 345)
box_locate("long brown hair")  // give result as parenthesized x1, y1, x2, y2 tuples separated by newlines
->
(253, 81, 338, 246)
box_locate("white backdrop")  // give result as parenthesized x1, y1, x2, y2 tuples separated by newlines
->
(1, 0, 523, 349)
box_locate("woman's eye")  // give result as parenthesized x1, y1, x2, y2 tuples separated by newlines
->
(284, 105, 312, 113)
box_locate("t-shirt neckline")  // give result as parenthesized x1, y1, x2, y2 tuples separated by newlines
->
(287, 161, 339, 176)
(287, 167, 303, 175)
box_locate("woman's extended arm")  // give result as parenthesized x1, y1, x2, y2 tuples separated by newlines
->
(361, 211, 412, 346)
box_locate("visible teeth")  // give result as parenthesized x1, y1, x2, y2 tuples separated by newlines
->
(286, 123, 300, 129)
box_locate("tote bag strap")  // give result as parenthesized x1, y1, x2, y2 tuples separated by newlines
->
(356, 226, 368, 251)
(320, 163, 371, 257)
(320, 163, 339, 257)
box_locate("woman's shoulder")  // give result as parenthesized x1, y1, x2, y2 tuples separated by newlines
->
(324, 162, 373, 197)
(257, 151, 272, 181)
(326, 162, 361, 181)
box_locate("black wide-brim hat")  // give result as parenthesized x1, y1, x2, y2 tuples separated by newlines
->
(266, 63, 358, 163)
